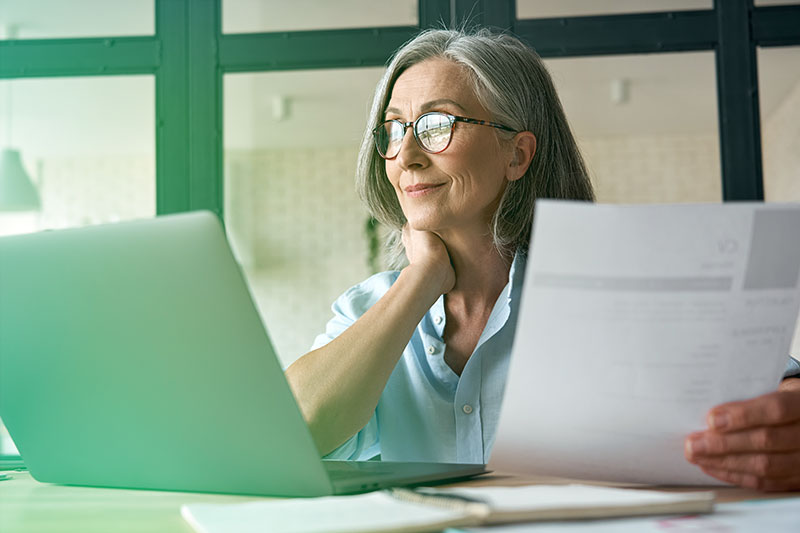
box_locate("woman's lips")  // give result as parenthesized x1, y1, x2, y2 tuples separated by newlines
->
(404, 183, 445, 198)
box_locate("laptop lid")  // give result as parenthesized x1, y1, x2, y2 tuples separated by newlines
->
(0, 212, 484, 497)
(0, 212, 337, 497)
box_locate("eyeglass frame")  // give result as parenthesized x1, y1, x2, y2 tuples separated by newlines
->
(372, 111, 518, 160)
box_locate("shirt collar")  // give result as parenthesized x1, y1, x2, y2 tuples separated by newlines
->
(428, 249, 527, 340)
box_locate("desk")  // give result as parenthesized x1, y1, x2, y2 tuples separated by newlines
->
(0, 470, 793, 533)
(0, 471, 255, 533)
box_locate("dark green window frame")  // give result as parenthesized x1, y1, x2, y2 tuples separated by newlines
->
(0, 0, 799, 216)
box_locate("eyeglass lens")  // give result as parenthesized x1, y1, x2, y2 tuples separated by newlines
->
(375, 113, 453, 158)
(416, 113, 452, 153)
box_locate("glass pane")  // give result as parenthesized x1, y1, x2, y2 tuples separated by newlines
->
(0, 76, 155, 236)
(754, 0, 800, 6)
(544, 51, 721, 203)
(0, 76, 155, 455)
(759, 46, 800, 205)
(517, 0, 711, 19)
(223, 0, 417, 34)
(0, 0, 154, 39)
(224, 68, 384, 367)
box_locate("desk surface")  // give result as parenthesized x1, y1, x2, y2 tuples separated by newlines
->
(0, 469, 792, 533)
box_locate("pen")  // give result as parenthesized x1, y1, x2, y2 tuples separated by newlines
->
(388, 487, 490, 513)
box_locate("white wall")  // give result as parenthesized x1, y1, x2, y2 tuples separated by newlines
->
(225, 147, 373, 365)
(764, 76, 800, 203)
(582, 134, 721, 204)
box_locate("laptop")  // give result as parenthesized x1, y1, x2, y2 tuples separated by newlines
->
(0, 211, 485, 497)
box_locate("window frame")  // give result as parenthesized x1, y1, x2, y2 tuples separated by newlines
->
(1, 0, 798, 215)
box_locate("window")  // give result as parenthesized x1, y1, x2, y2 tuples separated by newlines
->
(0, 76, 155, 237)
(222, 0, 417, 33)
(546, 52, 721, 203)
(758, 46, 800, 204)
(0, 0, 154, 38)
(516, 0, 712, 19)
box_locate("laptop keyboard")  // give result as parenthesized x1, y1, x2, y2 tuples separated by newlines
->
(323, 460, 400, 478)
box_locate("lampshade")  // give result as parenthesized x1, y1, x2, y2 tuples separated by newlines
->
(0, 148, 40, 211)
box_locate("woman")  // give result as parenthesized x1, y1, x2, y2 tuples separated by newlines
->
(286, 27, 800, 491)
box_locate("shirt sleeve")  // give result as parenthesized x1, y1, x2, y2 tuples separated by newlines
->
(784, 356, 800, 379)
(309, 272, 398, 461)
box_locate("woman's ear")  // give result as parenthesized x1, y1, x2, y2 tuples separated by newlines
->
(506, 131, 537, 182)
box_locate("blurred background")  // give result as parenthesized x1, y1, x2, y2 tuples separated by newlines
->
(1, 0, 799, 456)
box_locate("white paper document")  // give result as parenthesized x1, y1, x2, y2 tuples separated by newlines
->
(181, 484, 713, 533)
(490, 201, 800, 485)
(182, 491, 475, 533)
(452, 496, 800, 533)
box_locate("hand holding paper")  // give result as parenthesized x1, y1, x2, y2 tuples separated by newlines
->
(686, 376, 800, 490)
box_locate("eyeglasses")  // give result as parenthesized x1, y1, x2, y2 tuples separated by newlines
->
(372, 111, 516, 160)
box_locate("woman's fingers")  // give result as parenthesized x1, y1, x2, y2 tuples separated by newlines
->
(685, 385, 800, 490)
(690, 449, 800, 478)
(705, 388, 800, 432)
(700, 465, 800, 492)
(686, 423, 800, 456)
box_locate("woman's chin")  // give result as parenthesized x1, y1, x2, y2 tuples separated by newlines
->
(406, 218, 442, 233)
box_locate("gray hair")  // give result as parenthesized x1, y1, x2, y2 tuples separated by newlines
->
(356, 27, 594, 268)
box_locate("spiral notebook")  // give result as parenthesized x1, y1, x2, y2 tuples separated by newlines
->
(181, 484, 715, 533)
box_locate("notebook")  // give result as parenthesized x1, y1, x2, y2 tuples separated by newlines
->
(0, 211, 484, 497)
(180, 484, 715, 533)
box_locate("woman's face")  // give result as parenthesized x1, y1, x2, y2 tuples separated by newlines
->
(384, 58, 515, 237)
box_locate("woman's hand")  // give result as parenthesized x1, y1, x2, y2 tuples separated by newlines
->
(684, 377, 800, 491)
(401, 225, 455, 295)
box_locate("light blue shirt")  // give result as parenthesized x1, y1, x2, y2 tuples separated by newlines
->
(312, 253, 526, 464)
(312, 253, 800, 464)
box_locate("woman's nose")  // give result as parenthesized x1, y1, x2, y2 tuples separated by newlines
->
(395, 126, 428, 171)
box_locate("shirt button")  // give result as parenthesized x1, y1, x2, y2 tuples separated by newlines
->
(427, 345, 436, 355)
(462, 404, 473, 415)
(434, 315, 443, 325)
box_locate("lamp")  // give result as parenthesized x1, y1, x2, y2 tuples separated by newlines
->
(0, 24, 40, 212)
(0, 148, 40, 211)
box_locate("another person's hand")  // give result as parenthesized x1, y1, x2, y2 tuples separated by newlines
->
(402, 225, 455, 294)
(685, 377, 800, 491)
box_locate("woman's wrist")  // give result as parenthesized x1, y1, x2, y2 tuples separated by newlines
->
(401, 260, 453, 298)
